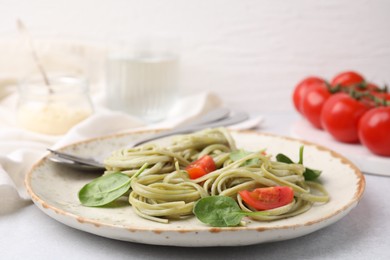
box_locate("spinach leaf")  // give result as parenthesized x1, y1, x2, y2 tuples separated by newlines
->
(229, 149, 259, 166)
(78, 173, 132, 207)
(78, 163, 148, 207)
(193, 196, 268, 227)
(275, 153, 294, 164)
(276, 146, 321, 180)
(303, 168, 322, 181)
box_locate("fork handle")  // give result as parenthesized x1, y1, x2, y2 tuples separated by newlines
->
(128, 111, 248, 147)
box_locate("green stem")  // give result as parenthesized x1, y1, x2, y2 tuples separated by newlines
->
(298, 146, 304, 165)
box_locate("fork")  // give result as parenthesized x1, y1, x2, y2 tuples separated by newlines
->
(48, 109, 248, 171)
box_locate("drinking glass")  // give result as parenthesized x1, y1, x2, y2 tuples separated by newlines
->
(106, 35, 180, 123)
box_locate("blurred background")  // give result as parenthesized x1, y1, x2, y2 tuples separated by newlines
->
(1, 0, 389, 114)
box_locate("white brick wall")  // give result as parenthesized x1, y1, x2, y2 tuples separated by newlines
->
(1, 0, 389, 113)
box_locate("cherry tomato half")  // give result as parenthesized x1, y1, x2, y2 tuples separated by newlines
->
(185, 155, 216, 179)
(293, 77, 327, 114)
(301, 84, 331, 129)
(358, 107, 390, 156)
(239, 186, 294, 211)
(321, 93, 370, 143)
(331, 71, 365, 89)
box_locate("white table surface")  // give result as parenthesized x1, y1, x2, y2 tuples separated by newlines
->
(1, 112, 390, 260)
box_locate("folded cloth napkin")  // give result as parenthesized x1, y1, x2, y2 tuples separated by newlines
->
(0, 40, 263, 215)
(0, 89, 263, 215)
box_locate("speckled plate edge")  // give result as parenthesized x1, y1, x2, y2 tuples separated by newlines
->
(25, 129, 366, 247)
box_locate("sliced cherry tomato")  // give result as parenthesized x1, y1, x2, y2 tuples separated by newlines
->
(239, 186, 294, 211)
(331, 71, 365, 89)
(358, 107, 390, 156)
(321, 93, 370, 143)
(185, 155, 216, 179)
(301, 84, 331, 129)
(293, 77, 327, 114)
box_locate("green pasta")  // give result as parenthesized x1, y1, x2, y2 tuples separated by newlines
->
(102, 128, 329, 224)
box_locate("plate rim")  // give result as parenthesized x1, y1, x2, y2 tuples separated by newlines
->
(24, 129, 366, 234)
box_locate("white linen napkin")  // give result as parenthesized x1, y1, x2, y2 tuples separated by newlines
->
(0, 40, 263, 215)
(0, 91, 263, 214)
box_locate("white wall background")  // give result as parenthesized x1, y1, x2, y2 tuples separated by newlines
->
(1, 0, 390, 114)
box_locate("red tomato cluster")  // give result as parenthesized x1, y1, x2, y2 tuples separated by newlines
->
(293, 71, 390, 157)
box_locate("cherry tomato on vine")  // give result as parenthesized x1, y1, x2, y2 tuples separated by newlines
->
(185, 155, 216, 179)
(357, 85, 389, 107)
(331, 71, 365, 89)
(321, 93, 370, 143)
(239, 186, 294, 211)
(301, 84, 331, 129)
(358, 107, 390, 156)
(372, 92, 390, 106)
(354, 82, 381, 93)
(293, 77, 327, 114)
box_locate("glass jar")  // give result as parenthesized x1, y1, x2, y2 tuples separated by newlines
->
(17, 76, 94, 135)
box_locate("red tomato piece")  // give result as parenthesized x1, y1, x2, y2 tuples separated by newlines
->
(239, 186, 294, 211)
(331, 71, 365, 89)
(358, 107, 390, 156)
(185, 155, 216, 179)
(293, 77, 327, 114)
(321, 93, 370, 143)
(301, 84, 331, 129)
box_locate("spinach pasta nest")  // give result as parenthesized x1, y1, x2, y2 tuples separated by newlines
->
(79, 128, 329, 226)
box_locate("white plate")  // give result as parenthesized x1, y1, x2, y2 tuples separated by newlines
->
(291, 119, 390, 176)
(25, 130, 365, 247)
